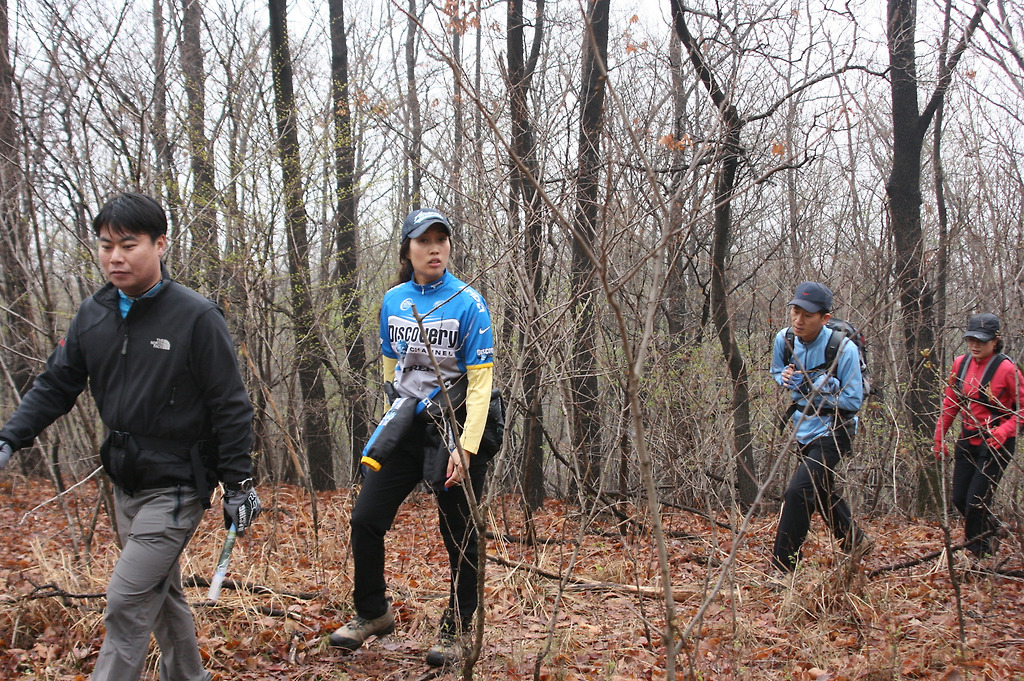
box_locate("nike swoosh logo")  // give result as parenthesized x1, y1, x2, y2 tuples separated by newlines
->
(479, 327, 491, 334)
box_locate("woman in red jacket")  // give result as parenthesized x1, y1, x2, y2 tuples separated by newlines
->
(934, 313, 1023, 559)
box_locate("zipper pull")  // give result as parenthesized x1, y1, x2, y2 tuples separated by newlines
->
(121, 336, 128, 355)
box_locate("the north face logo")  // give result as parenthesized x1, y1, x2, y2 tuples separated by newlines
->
(150, 338, 171, 351)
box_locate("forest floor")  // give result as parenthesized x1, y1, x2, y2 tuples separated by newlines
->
(1, 476, 1023, 680)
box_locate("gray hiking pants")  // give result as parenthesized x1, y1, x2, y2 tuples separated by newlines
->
(91, 486, 210, 681)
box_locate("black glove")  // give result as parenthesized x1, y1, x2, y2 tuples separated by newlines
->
(0, 439, 12, 470)
(222, 483, 262, 535)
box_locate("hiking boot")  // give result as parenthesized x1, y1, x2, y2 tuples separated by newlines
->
(763, 570, 793, 592)
(328, 603, 395, 650)
(958, 552, 987, 580)
(851, 534, 874, 560)
(425, 613, 468, 667)
(843, 530, 874, 561)
(986, 523, 1008, 557)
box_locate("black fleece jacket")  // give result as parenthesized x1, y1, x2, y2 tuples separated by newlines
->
(0, 266, 253, 488)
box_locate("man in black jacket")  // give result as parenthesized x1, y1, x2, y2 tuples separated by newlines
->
(0, 192, 261, 681)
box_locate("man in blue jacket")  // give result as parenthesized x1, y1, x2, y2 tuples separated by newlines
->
(770, 281, 871, 574)
(0, 192, 260, 681)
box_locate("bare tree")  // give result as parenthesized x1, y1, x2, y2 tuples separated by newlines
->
(886, 0, 989, 511)
(151, 0, 183, 244)
(268, 0, 334, 490)
(0, 0, 43, 474)
(328, 0, 372, 480)
(569, 0, 609, 495)
(933, 0, 955, 351)
(180, 0, 220, 293)
(670, 0, 758, 507)
(405, 0, 422, 207)
(506, 0, 547, 511)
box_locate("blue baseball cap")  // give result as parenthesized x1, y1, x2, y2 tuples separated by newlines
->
(401, 208, 452, 241)
(788, 281, 833, 313)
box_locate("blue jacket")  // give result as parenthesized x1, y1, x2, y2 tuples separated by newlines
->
(771, 325, 863, 444)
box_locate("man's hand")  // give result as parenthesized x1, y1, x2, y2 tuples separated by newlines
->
(932, 440, 948, 460)
(223, 485, 262, 535)
(782, 365, 804, 391)
(0, 440, 12, 469)
(985, 437, 1003, 452)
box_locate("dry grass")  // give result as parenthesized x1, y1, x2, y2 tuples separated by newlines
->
(3, 478, 1024, 680)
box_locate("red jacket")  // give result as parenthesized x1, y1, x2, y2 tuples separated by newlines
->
(935, 353, 1024, 447)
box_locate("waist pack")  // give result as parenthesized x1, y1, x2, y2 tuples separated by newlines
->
(100, 430, 215, 507)
(361, 377, 469, 471)
(361, 378, 505, 488)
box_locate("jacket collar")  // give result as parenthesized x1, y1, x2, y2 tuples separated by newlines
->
(796, 324, 831, 350)
(409, 269, 451, 295)
(95, 262, 173, 308)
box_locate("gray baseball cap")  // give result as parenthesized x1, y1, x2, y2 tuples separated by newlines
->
(401, 208, 452, 241)
(964, 313, 1000, 342)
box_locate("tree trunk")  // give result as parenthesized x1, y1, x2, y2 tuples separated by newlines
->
(151, 0, 183, 246)
(570, 0, 609, 495)
(0, 0, 43, 474)
(405, 0, 422, 207)
(709, 126, 759, 509)
(671, 0, 758, 508)
(933, 0, 953, 358)
(886, 0, 989, 514)
(180, 0, 220, 295)
(449, 13, 468, 272)
(328, 0, 372, 480)
(268, 0, 335, 491)
(507, 0, 546, 510)
(665, 37, 691, 345)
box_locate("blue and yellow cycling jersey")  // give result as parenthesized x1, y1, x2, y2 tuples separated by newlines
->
(380, 270, 494, 452)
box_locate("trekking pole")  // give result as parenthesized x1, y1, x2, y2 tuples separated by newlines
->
(206, 523, 238, 601)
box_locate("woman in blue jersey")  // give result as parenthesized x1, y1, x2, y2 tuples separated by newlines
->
(329, 208, 495, 667)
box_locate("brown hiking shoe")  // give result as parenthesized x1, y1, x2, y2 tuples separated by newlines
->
(425, 612, 468, 667)
(849, 533, 874, 560)
(842, 529, 874, 561)
(328, 604, 395, 650)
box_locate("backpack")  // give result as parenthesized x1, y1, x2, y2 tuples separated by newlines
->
(953, 353, 1012, 423)
(782, 318, 877, 404)
(476, 389, 506, 460)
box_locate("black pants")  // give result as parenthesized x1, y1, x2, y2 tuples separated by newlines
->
(951, 437, 1013, 557)
(350, 422, 489, 622)
(773, 429, 861, 572)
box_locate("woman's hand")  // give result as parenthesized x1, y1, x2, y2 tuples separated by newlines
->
(445, 449, 472, 489)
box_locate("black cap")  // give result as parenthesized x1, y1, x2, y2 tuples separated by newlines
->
(964, 313, 1000, 342)
(401, 208, 452, 241)
(788, 281, 833, 313)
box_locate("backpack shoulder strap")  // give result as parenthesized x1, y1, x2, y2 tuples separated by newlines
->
(978, 354, 1012, 414)
(786, 327, 845, 373)
(955, 354, 971, 395)
(979, 353, 1008, 389)
(955, 353, 1011, 415)
(823, 328, 845, 372)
